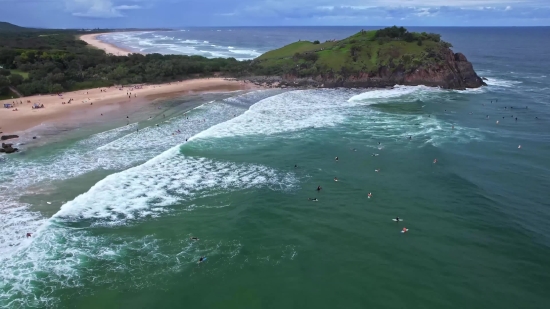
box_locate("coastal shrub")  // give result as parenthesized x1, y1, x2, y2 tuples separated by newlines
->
(0, 68, 10, 76)
(313, 40, 320, 44)
(9, 73, 23, 86)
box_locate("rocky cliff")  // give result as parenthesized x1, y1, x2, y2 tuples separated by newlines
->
(248, 27, 485, 90)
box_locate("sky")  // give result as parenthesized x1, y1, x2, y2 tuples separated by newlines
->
(1, 0, 549, 28)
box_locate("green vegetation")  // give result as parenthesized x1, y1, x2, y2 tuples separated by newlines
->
(251, 26, 454, 80)
(0, 22, 28, 32)
(0, 23, 461, 96)
(0, 24, 249, 96)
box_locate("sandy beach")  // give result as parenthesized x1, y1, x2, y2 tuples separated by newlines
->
(0, 78, 257, 134)
(79, 33, 134, 56)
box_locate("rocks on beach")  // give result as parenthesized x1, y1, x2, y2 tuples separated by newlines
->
(0, 143, 18, 154)
(1, 135, 19, 141)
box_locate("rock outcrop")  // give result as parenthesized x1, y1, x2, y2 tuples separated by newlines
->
(1, 135, 19, 141)
(0, 143, 18, 154)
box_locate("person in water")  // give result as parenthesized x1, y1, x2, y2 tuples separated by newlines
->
(308, 198, 318, 201)
(26, 233, 32, 238)
(190, 237, 199, 241)
(294, 165, 298, 168)
(395, 217, 400, 222)
(199, 256, 205, 263)
(334, 177, 338, 182)
(317, 185, 322, 191)
(335, 156, 339, 161)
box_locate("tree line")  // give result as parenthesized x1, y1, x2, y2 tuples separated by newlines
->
(0, 30, 252, 96)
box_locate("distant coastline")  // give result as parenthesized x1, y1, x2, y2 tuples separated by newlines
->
(79, 33, 138, 56)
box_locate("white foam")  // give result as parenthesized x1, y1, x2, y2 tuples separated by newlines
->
(348, 85, 437, 102)
(484, 77, 522, 88)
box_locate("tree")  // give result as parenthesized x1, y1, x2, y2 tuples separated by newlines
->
(0, 68, 10, 76)
(50, 83, 64, 93)
(9, 73, 24, 86)
(313, 40, 320, 44)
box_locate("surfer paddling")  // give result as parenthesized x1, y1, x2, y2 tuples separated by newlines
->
(190, 237, 199, 241)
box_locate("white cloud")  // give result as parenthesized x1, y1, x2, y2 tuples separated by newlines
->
(66, 0, 144, 18)
(505, 6, 513, 10)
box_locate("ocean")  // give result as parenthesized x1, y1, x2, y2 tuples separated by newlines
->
(1, 27, 550, 308)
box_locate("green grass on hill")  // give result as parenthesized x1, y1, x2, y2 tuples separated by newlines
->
(10, 69, 29, 79)
(253, 28, 450, 78)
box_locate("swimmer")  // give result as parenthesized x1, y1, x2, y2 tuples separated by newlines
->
(486, 115, 489, 119)
(308, 198, 318, 202)
(190, 237, 199, 241)
(294, 164, 298, 168)
(395, 216, 400, 222)
(198, 256, 205, 264)
(515, 118, 517, 121)
(518, 145, 522, 149)
(496, 121, 499, 124)
(335, 156, 339, 161)
(368, 192, 372, 198)
(317, 185, 322, 191)
(26, 233, 32, 238)
(433, 159, 437, 164)
(402, 227, 408, 233)
(372, 153, 379, 157)
(375, 169, 380, 172)
(408, 135, 412, 140)
(352, 148, 357, 152)
(334, 177, 338, 182)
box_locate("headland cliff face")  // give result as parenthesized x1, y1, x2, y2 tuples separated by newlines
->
(246, 27, 486, 90)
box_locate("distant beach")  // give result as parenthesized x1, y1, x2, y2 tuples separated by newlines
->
(79, 33, 136, 56)
(0, 78, 257, 134)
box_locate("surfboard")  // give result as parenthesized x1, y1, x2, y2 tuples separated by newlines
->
(401, 229, 409, 233)
(392, 219, 403, 222)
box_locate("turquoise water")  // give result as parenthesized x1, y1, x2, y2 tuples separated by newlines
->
(2, 28, 550, 308)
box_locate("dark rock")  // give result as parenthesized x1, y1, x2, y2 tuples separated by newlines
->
(482, 77, 488, 81)
(1, 135, 19, 141)
(1, 142, 18, 154)
(32, 136, 37, 139)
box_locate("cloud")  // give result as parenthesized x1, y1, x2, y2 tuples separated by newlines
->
(65, 0, 144, 18)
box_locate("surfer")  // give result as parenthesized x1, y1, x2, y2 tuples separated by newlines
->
(334, 177, 338, 182)
(317, 185, 322, 191)
(375, 169, 380, 172)
(308, 198, 318, 202)
(294, 165, 298, 168)
(26, 233, 32, 238)
(433, 158, 437, 164)
(395, 217, 400, 222)
(335, 156, 339, 161)
(372, 153, 379, 157)
(518, 145, 522, 149)
(402, 227, 408, 233)
(408, 135, 412, 140)
(199, 256, 205, 263)
(368, 192, 372, 198)
(190, 237, 199, 241)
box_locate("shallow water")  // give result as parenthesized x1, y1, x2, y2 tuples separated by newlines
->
(2, 27, 550, 308)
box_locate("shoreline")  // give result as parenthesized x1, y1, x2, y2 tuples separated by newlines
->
(79, 33, 136, 56)
(0, 78, 258, 135)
